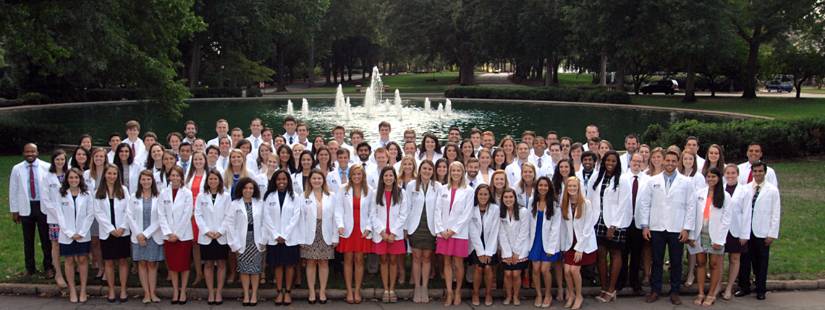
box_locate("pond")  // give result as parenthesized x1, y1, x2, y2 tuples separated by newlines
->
(2, 98, 732, 146)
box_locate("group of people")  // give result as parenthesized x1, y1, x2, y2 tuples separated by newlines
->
(9, 117, 781, 308)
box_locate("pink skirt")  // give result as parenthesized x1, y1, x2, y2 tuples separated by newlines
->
(435, 237, 469, 258)
(373, 239, 406, 255)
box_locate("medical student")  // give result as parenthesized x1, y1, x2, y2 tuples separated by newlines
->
(43, 149, 69, 289)
(334, 165, 373, 304)
(435, 161, 474, 306)
(93, 164, 131, 303)
(505, 142, 531, 186)
(717, 164, 751, 300)
(688, 167, 731, 307)
(84, 147, 108, 278)
(55, 168, 95, 303)
(590, 151, 627, 303)
(370, 166, 408, 303)
(405, 160, 441, 304)
(298, 170, 338, 304)
(194, 169, 231, 305)
(417, 133, 443, 163)
(736, 161, 780, 301)
(527, 177, 562, 308)
(227, 177, 266, 306)
(679, 150, 704, 287)
(127, 170, 165, 304)
(158, 166, 195, 304)
(618, 153, 650, 296)
(560, 176, 598, 310)
(468, 184, 500, 307)
(262, 170, 301, 306)
(292, 150, 314, 194)
(499, 188, 531, 306)
(737, 143, 778, 187)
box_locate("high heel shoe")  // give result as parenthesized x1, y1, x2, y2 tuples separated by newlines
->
(703, 296, 716, 307)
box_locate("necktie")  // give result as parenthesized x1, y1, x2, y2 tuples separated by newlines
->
(747, 169, 753, 183)
(28, 164, 36, 200)
(537, 157, 542, 168)
(131, 143, 136, 157)
(631, 176, 638, 211)
(289, 136, 294, 144)
(254, 138, 259, 149)
(109, 199, 116, 227)
(751, 184, 761, 209)
(470, 181, 475, 187)
(182, 161, 189, 172)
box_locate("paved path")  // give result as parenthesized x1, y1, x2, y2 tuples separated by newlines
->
(1, 290, 824, 310)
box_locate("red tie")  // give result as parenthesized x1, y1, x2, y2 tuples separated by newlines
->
(131, 143, 136, 157)
(29, 164, 36, 200)
(747, 169, 753, 183)
(631, 176, 638, 211)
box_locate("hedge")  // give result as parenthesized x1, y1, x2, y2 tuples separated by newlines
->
(0, 119, 72, 154)
(444, 86, 631, 104)
(642, 117, 825, 161)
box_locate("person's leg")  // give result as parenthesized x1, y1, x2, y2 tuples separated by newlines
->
(686, 253, 696, 286)
(628, 226, 643, 291)
(472, 264, 482, 305)
(104, 259, 116, 299)
(179, 270, 190, 301)
(354, 253, 365, 302)
(169, 271, 180, 301)
(215, 260, 225, 302)
(531, 260, 543, 306)
(512, 269, 522, 305)
(553, 260, 565, 301)
(737, 240, 753, 294)
(343, 253, 354, 302)
(649, 231, 666, 296)
(20, 215, 36, 273)
(642, 240, 652, 284)
(77, 256, 89, 302)
(541, 262, 553, 306)
(667, 233, 684, 295)
(192, 244, 203, 285)
(203, 260, 215, 302)
(570, 265, 583, 309)
(306, 260, 317, 302)
(65, 257, 77, 302)
(752, 237, 770, 296)
(319, 260, 330, 301)
(503, 270, 513, 304)
(34, 206, 53, 272)
(442, 255, 453, 306)
(695, 253, 708, 304)
(389, 255, 398, 292)
(148, 262, 160, 301)
(421, 250, 432, 303)
(412, 249, 422, 302)
(723, 253, 741, 298)
(118, 258, 129, 299)
(397, 254, 406, 286)
(227, 252, 237, 283)
(707, 254, 723, 304)
(137, 261, 149, 301)
(607, 247, 623, 297)
(284, 265, 295, 304)
(274, 265, 284, 303)
(379, 254, 390, 295)
(91, 238, 103, 278)
(251, 274, 260, 303)
(563, 265, 574, 308)
(240, 273, 250, 303)
(452, 256, 464, 305)
(51, 240, 66, 287)
(596, 246, 609, 295)
(483, 265, 494, 305)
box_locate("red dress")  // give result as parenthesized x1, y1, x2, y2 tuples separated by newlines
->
(190, 175, 203, 239)
(164, 188, 194, 272)
(373, 191, 406, 255)
(336, 196, 373, 253)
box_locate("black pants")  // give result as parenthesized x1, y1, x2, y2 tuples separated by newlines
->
(21, 201, 53, 273)
(651, 231, 683, 294)
(738, 233, 770, 294)
(617, 223, 644, 291)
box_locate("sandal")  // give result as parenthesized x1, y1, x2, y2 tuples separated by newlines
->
(703, 296, 716, 307)
(694, 295, 705, 305)
(382, 290, 390, 303)
(389, 290, 398, 303)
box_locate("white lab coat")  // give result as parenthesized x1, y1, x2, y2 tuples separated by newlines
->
(194, 191, 231, 245)
(724, 182, 752, 240)
(620, 172, 650, 229)
(737, 162, 779, 188)
(55, 192, 95, 244)
(504, 159, 527, 188)
(559, 199, 599, 254)
(126, 193, 164, 244)
(404, 180, 441, 236)
(225, 198, 266, 254)
(82, 170, 101, 195)
(689, 188, 731, 252)
(93, 186, 131, 240)
(42, 172, 63, 224)
(638, 172, 696, 233)
(297, 192, 338, 246)
(120, 163, 144, 195)
(468, 204, 501, 257)
(528, 203, 562, 255)
(291, 172, 308, 195)
(262, 191, 302, 246)
(333, 187, 373, 239)
(185, 171, 208, 197)
(8, 159, 50, 216)
(499, 207, 531, 259)
(370, 190, 408, 243)
(515, 186, 535, 210)
(748, 181, 781, 239)
(434, 186, 474, 240)
(157, 187, 194, 241)
(590, 175, 630, 229)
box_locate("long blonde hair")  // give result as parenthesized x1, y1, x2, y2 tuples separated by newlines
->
(223, 149, 248, 189)
(397, 155, 418, 184)
(344, 164, 369, 196)
(561, 176, 585, 220)
(490, 169, 509, 202)
(448, 161, 467, 189)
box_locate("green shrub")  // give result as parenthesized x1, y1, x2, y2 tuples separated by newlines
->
(642, 117, 825, 161)
(84, 88, 144, 101)
(190, 87, 243, 98)
(444, 86, 630, 104)
(0, 119, 71, 154)
(245, 86, 263, 97)
(19, 92, 50, 105)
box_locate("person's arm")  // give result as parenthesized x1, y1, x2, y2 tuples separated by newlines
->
(486, 207, 501, 257)
(739, 188, 752, 240)
(9, 167, 20, 215)
(94, 199, 116, 236)
(547, 205, 562, 255)
(498, 218, 513, 259)
(432, 188, 447, 235)
(194, 196, 209, 236)
(516, 208, 531, 259)
(717, 195, 732, 246)
(78, 196, 95, 238)
(126, 198, 140, 239)
(768, 188, 781, 240)
(468, 211, 484, 255)
(157, 194, 173, 236)
(449, 189, 473, 235)
(637, 181, 652, 228)
(57, 197, 74, 238)
(682, 183, 697, 232)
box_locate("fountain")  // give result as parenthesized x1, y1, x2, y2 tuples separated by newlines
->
(364, 87, 376, 116)
(335, 84, 345, 112)
(301, 98, 309, 117)
(424, 97, 431, 113)
(445, 99, 452, 115)
(394, 89, 402, 107)
(384, 98, 391, 112)
(286, 99, 294, 115)
(345, 97, 353, 120)
(437, 103, 444, 119)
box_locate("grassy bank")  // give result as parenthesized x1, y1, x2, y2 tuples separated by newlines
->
(631, 95, 825, 120)
(1, 155, 823, 284)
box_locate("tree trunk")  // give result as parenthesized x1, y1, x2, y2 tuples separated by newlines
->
(683, 59, 697, 102)
(307, 35, 315, 88)
(742, 28, 762, 99)
(709, 74, 716, 97)
(615, 63, 626, 91)
(795, 77, 807, 99)
(544, 58, 553, 86)
(552, 58, 560, 85)
(599, 52, 608, 86)
(187, 37, 202, 88)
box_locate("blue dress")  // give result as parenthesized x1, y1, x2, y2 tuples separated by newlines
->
(528, 210, 561, 262)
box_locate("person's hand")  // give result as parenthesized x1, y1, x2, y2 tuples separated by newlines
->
(72, 234, 82, 241)
(607, 227, 616, 240)
(111, 229, 121, 237)
(137, 233, 147, 246)
(338, 227, 345, 236)
(740, 239, 748, 246)
(446, 230, 456, 238)
(388, 234, 396, 242)
(363, 230, 371, 239)
(712, 244, 722, 250)
(765, 237, 775, 246)
(116, 228, 125, 236)
(276, 236, 285, 243)
(11, 213, 20, 224)
(678, 230, 689, 243)
(642, 228, 651, 241)
(574, 251, 583, 263)
(688, 240, 695, 247)
(168, 234, 179, 242)
(480, 255, 490, 264)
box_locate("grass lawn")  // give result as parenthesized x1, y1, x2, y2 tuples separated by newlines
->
(1, 155, 823, 284)
(802, 86, 825, 95)
(631, 95, 825, 120)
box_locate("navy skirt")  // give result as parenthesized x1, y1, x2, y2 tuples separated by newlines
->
(60, 241, 91, 257)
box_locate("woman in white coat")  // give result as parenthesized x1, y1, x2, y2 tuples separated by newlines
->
(298, 170, 338, 304)
(468, 184, 500, 306)
(527, 177, 563, 308)
(560, 176, 598, 310)
(194, 169, 231, 305)
(56, 168, 95, 303)
(127, 170, 165, 303)
(689, 168, 731, 307)
(113, 143, 142, 194)
(717, 164, 752, 300)
(370, 166, 408, 303)
(315, 146, 343, 194)
(43, 149, 69, 289)
(262, 169, 301, 306)
(84, 147, 108, 279)
(94, 164, 131, 303)
(498, 188, 531, 305)
(291, 150, 314, 195)
(435, 161, 474, 306)
(679, 150, 706, 287)
(590, 151, 628, 303)
(334, 165, 373, 304)
(226, 177, 266, 306)
(186, 151, 208, 286)
(158, 166, 194, 304)
(405, 160, 440, 303)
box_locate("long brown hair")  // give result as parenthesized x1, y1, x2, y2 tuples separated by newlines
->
(701, 144, 726, 176)
(95, 164, 125, 200)
(415, 160, 436, 192)
(60, 168, 89, 196)
(303, 169, 331, 198)
(375, 166, 402, 206)
(135, 169, 159, 198)
(561, 176, 585, 220)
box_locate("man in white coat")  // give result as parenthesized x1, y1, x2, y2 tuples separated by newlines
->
(505, 143, 531, 186)
(737, 143, 778, 187)
(735, 161, 780, 301)
(9, 143, 53, 276)
(638, 150, 696, 305)
(618, 153, 649, 294)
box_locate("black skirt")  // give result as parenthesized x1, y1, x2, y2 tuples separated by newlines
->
(724, 232, 746, 253)
(267, 244, 300, 267)
(469, 250, 500, 266)
(60, 241, 91, 257)
(502, 260, 529, 271)
(595, 214, 626, 249)
(200, 239, 230, 260)
(101, 236, 131, 260)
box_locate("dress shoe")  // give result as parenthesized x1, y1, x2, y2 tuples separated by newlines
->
(756, 293, 766, 300)
(670, 293, 682, 305)
(734, 290, 751, 297)
(645, 292, 659, 303)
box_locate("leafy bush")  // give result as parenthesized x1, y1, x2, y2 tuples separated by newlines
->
(444, 86, 631, 104)
(190, 87, 243, 98)
(0, 119, 71, 154)
(19, 92, 50, 105)
(84, 89, 144, 101)
(642, 117, 825, 161)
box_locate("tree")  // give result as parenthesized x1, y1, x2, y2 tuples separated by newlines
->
(727, 0, 818, 98)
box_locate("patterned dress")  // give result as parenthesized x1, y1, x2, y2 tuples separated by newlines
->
(132, 198, 164, 262)
(237, 202, 263, 274)
(301, 219, 334, 260)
